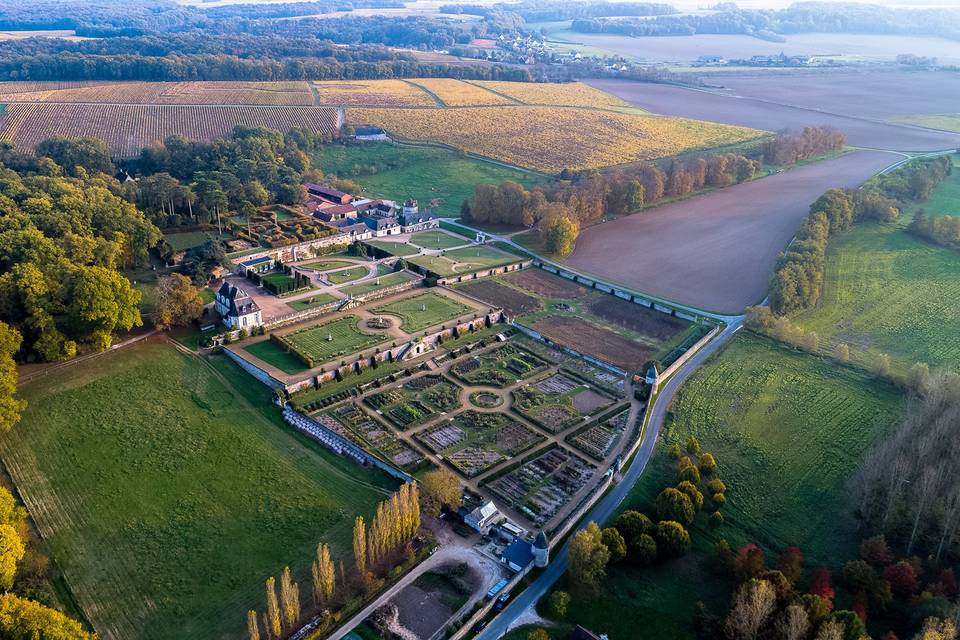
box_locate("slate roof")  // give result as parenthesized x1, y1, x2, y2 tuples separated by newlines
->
(502, 539, 534, 569)
(534, 530, 548, 549)
(217, 282, 260, 317)
(401, 210, 437, 226)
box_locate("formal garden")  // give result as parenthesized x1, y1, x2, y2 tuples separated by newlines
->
(511, 373, 616, 433)
(449, 343, 549, 388)
(369, 291, 473, 333)
(317, 404, 425, 470)
(364, 375, 462, 430)
(482, 446, 598, 528)
(416, 410, 543, 477)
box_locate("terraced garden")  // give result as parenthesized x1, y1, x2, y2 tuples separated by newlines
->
(483, 446, 597, 527)
(370, 292, 473, 332)
(511, 373, 615, 433)
(246, 316, 385, 373)
(407, 245, 520, 278)
(417, 411, 543, 478)
(365, 375, 462, 430)
(449, 343, 549, 388)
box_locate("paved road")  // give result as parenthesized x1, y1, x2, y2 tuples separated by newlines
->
(475, 319, 743, 640)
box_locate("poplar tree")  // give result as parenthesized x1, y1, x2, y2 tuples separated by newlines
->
(409, 482, 421, 533)
(247, 610, 260, 640)
(353, 516, 367, 576)
(265, 577, 282, 639)
(313, 543, 335, 604)
(280, 566, 300, 629)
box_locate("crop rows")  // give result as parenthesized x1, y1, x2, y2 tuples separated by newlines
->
(349, 105, 763, 172)
(408, 79, 512, 107)
(0, 80, 313, 105)
(473, 81, 631, 109)
(312, 79, 435, 107)
(0, 103, 337, 156)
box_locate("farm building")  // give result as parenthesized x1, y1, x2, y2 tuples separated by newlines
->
(354, 126, 389, 141)
(305, 183, 352, 205)
(501, 538, 534, 572)
(359, 212, 401, 236)
(239, 255, 274, 274)
(215, 282, 263, 330)
(313, 204, 358, 223)
(464, 500, 501, 533)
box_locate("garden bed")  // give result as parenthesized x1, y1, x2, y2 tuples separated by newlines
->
(449, 343, 548, 388)
(567, 409, 632, 461)
(416, 410, 543, 477)
(364, 375, 462, 430)
(317, 404, 425, 469)
(511, 373, 615, 434)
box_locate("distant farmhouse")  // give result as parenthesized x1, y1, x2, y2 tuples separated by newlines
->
(215, 282, 263, 329)
(354, 126, 389, 141)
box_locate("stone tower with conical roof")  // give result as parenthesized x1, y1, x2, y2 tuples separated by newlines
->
(533, 530, 549, 567)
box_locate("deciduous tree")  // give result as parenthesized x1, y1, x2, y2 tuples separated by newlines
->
(568, 522, 610, 591)
(656, 488, 694, 526)
(0, 323, 24, 433)
(420, 469, 461, 517)
(155, 273, 203, 329)
(724, 579, 776, 640)
(279, 566, 299, 629)
(247, 610, 261, 640)
(265, 576, 281, 639)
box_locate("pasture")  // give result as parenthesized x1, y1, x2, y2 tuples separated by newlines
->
(559, 332, 903, 639)
(347, 105, 763, 173)
(0, 342, 389, 640)
(566, 150, 898, 313)
(407, 245, 519, 277)
(369, 292, 472, 332)
(791, 224, 960, 373)
(312, 142, 542, 218)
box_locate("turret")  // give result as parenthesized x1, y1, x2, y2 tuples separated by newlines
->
(533, 530, 549, 567)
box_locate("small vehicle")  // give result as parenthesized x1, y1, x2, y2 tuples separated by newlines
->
(494, 592, 511, 611)
(486, 578, 508, 599)
(471, 620, 488, 633)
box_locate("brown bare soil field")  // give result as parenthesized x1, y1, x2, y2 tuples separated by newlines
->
(532, 316, 652, 371)
(706, 71, 960, 120)
(504, 269, 588, 299)
(589, 296, 689, 340)
(0, 103, 337, 157)
(457, 280, 542, 317)
(586, 79, 960, 152)
(566, 150, 899, 314)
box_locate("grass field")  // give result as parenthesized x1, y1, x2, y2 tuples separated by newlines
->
(313, 141, 543, 218)
(893, 113, 960, 133)
(364, 239, 421, 257)
(340, 272, 413, 297)
(0, 343, 390, 640)
(326, 265, 370, 284)
(904, 158, 960, 218)
(163, 230, 215, 252)
(791, 223, 960, 373)
(369, 292, 472, 332)
(408, 245, 519, 277)
(284, 316, 385, 366)
(558, 332, 903, 639)
(300, 258, 356, 271)
(286, 293, 338, 312)
(409, 230, 471, 250)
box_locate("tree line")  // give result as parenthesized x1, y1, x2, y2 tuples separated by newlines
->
(569, 3, 960, 41)
(908, 210, 960, 249)
(441, 1, 676, 22)
(769, 156, 952, 315)
(762, 127, 847, 166)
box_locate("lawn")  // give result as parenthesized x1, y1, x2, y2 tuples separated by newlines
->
(0, 343, 390, 640)
(163, 230, 215, 252)
(244, 339, 309, 374)
(312, 142, 543, 217)
(284, 315, 386, 365)
(408, 230, 470, 250)
(557, 332, 903, 640)
(904, 157, 960, 218)
(408, 245, 519, 278)
(340, 272, 414, 297)
(369, 292, 472, 333)
(300, 258, 356, 271)
(364, 239, 421, 257)
(326, 265, 370, 284)
(286, 293, 338, 312)
(791, 223, 960, 373)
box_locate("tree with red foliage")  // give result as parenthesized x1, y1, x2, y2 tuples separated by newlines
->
(939, 568, 958, 599)
(810, 568, 835, 603)
(883, 560, 918, 597)
(734, 544, 766, 582)
(777, 547, 804, 584)
(852, 590, 868, 623)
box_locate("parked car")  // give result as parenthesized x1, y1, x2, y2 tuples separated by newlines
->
(472, 620, 488, 633)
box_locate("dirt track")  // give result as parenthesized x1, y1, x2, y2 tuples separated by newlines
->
(587, 79, 960, 151)
(566, 150, 899, 314)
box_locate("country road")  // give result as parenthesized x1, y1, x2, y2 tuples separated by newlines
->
(474, 320, 743, 640)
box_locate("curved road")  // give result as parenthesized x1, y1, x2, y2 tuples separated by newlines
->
(475, 319, 743, 640)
